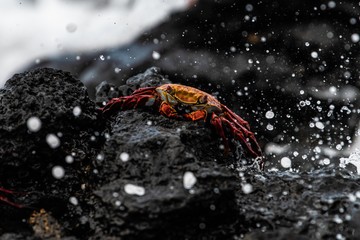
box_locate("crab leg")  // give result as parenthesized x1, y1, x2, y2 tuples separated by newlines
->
(221, 104, 250, 130)
(101, 87, 157, 115)
(210, 113, 231, 154)
(0, 187, 23, 208)
(220, 116, 262, 158)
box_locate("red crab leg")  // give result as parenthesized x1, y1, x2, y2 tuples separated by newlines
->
(221, 104, 251, 130)
(220, 104, 262, 157)
(101, 87, 157, 115)
(210, 113, 230, 154)
(220, 115, 262, 158)
(0, 187, 24, 208)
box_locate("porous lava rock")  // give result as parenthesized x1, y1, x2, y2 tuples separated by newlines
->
(1, 68, 360, 239)
(0, 68, 103, 237)
(91, 66, 250, 239)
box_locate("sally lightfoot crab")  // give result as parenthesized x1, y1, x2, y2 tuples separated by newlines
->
(102, 84, 263, 167)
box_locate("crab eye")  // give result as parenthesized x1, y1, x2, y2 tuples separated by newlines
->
(198, 95, 208, 104)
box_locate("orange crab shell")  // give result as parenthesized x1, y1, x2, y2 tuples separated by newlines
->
(156, 84, 222, 110)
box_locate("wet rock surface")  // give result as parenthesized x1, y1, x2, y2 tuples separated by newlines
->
(0, 68, 103, 237)
(1, 68, 360, 239)
(92, 110, 240, 239)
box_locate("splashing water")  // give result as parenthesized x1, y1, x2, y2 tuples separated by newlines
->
(339, 149, 360, 174)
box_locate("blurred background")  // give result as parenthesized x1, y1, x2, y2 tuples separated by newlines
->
(0, 0, 188, 86)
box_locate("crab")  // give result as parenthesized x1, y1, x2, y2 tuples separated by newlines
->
(102, 83, 263, 167)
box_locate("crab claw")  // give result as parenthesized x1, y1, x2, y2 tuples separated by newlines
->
(101, 87, 157, 116)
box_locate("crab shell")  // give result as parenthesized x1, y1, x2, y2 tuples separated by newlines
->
(155, 84, 222, 117)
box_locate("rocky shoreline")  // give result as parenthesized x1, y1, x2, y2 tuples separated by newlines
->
(0, 68, 359, 239)
(2, 0, 360, 238)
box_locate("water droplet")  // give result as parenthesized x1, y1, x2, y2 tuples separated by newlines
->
(333, 215, 343, 224)
(27, 116, 42, 132)
(242, 183, 253, 194)
(120, 152, 130, 162)
(266, 124, 274, 131)
(328, 1, 336, 8)
(52, 166, 65, 179)
(96, 153, 104, 161)
(311, 51, 318, 58)
(329, 86, 337, 94)
(124, 184, 145, 196)
(265, 110, 275, 119)
(265, 56, 275, 65)
(46, 134, 60, 148)
(245, 4, 253, 12)
(351, 33, 360, 43)
(73, 106, 82, 117)
(199, 222, 206, 229)
(344, 71, 351, 79)
(152, 51, 161, 60)
(65, 155, 74, 164)
(315, 122, 325, 130)
(183, 171, 197, 189)
(356, 191, 360, 198)
(281, 157, 291, 168)
(69, 196, 78, 205)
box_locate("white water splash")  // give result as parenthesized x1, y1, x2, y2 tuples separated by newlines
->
(339, 149, 360, 174)
(0, 0, 188, 86)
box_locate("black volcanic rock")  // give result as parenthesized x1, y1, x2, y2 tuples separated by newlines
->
(0, 68, 102, 192)
(92, 67, 250, 239)
(1, 68, 360, 239)
(0, 68, 103, 237)
(92, 111, 241, 239)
